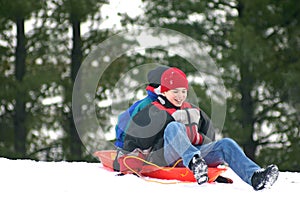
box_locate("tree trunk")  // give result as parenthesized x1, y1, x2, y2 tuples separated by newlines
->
(13, 17, 27, 157)
(239, 65, 256, 161)
(69, 17, 83, 161)
(237, 1, 257, 161)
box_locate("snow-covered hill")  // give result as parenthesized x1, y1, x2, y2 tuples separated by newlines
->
(1, 157, 298, 200)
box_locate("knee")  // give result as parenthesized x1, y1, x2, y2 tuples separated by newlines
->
(220, 138, 239, 148)
(165, 121, 185, 136)
(166, 121, 185, 129)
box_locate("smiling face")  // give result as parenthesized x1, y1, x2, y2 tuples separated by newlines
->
(163, 87, 187, 107)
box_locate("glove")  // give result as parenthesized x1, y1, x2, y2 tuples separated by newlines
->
(215, 175, 233, 184)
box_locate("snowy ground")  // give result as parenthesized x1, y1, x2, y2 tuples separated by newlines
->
(1, 157, 298, 200)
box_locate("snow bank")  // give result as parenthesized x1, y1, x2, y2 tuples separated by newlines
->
(0, 158, 298, 200)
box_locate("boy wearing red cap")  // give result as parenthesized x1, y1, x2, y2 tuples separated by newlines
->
(120, 67, 279, 190)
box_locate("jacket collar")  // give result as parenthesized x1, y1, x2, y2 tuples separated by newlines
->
(157, 95, 181, 109)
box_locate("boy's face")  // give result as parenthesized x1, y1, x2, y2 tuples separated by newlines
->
(163, 88, 187, 107)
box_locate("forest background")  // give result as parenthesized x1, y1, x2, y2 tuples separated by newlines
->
(0, 0, 299, 171)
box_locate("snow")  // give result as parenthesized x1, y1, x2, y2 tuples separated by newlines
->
(1, 157, 298, 200)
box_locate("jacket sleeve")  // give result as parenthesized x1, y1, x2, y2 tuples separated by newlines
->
(123, 105, 169, 152)
(198, 110, 216, 141)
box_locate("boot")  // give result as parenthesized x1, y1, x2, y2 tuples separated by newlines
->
(189, 154, 208, 185)
(251, 164, 279, 190)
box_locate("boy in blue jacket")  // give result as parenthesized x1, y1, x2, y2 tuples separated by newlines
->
(114, 66, 169, 148)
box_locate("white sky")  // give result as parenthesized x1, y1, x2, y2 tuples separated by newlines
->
(22, 0, 143, 35)
(96, 0, 143, 29)
(102, 0, 143, 20)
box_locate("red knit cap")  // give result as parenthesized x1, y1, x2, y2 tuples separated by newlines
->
(160, 67, 188, 93)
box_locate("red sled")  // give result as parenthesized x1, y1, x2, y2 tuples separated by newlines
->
(93, 150, 228, 183)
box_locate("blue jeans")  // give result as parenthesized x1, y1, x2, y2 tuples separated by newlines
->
(163, 122, 260, 185)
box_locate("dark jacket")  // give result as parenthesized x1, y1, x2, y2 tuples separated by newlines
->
(114, 85, 158, 148)
(120, 95, 215, 167)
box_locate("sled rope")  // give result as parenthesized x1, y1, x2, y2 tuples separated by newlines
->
(122, 155, 193, 184)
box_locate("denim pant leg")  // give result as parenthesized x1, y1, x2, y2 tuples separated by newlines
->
(196, 138, 260, 185)
(163, 122, 201, 167)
